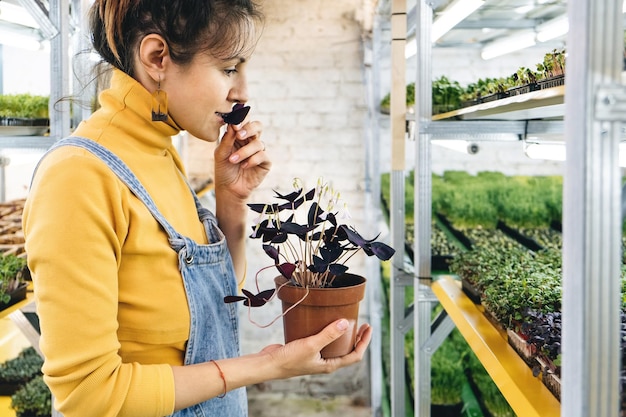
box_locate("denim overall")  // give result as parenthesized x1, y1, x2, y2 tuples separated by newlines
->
(44, 137, 247, 417)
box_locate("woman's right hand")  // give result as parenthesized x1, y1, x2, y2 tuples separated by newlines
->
(172, 319, 372, 410)
(259, 319, 373, 379)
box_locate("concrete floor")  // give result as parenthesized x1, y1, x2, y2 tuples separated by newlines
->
(244, 351, 374, 417)
(247, 389, 372, 417)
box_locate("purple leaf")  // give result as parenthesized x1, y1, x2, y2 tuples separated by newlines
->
(278, 196, 306, 211)
(277, 262, 296, 279)
(304, 187, 316, 200)
(247, 203, 279, 214)
(328, 263, 349, 276)
(223, 105, 250, 125)
(309, 255, 328, 273)
(308, 203, 324, 226)
(320, 245, 342, 263)
(281, 222, 314, 237)
(274, 189, 302, 202)
(270, 233, 289, 244)
(241, 289, 269, 307)
(263, 244, 280, 263)
(340, 225, 381, 246)
(224, 295, 247, 303)
(370, 241, 396, 260)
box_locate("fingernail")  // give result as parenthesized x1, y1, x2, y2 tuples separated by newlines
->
(336, 319, 348, 331)
(238, 130, 247, 138)
(230, 154, 240, 162)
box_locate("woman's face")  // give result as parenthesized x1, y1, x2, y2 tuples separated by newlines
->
(164, 51, 250, 142)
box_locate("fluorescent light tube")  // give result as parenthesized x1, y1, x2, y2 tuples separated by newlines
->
(432, 0, 485, 42)
(481, 30, 536, 60)
(405, 38, 417, 59)
(536, 15, 568, 42)
(15, 0, 58, 39)
(0, 29, 41, 51)
(526, 142, 626, 167)
(0, 2, 37, 28)
(432, 139, 480, 154)
(524, 142, 565, 161)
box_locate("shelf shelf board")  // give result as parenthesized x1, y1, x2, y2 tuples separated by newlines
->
(0, 396, 16, 417)
(0, 137, 56, 150)
(431, 276, 560, 417)
(432, 86, 565, 121)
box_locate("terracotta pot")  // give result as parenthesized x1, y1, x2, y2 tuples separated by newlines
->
(274, 274, 366, 358)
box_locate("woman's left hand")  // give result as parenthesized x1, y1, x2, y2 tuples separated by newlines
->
(214, 120, 271, 200)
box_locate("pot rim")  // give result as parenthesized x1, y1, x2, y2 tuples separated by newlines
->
(274, 274, 366, 306)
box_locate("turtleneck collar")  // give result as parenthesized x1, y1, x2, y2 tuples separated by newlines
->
(75, 69, 182, 154)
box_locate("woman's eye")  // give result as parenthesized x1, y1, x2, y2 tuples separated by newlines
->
(224, 68, 237, 76)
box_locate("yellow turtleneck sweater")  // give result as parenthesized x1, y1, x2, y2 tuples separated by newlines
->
(23, 70, 209, 417)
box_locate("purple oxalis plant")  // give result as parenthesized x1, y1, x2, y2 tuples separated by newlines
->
(224, 178, 395, 310)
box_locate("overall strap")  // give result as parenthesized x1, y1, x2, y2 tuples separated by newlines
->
(45, 137, 182, 241)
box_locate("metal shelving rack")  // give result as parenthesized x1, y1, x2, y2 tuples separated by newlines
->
(0, 0, 77, 197)
(380, 0, 625, 415)
(1, 2, 85, 416)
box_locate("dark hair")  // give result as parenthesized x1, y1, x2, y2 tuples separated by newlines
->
(89, 0, 263, 76)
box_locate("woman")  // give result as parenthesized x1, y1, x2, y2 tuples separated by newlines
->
(22, 1, 372, 416)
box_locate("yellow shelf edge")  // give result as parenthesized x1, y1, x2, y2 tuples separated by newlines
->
(0, 396, 16, 417)
(432, 276, 561, 417)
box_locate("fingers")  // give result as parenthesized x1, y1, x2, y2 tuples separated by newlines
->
(319, 318, 350, 347)
(351, 324, 373, 357)
(313, 320, 372, 361)
(226, 121, 267, 167)
(262, 320, 372, 381)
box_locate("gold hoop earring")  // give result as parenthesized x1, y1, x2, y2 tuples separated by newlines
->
(151, 79, 168, 122)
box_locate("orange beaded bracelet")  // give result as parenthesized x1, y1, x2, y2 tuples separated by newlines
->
(210, 360, 227, 398)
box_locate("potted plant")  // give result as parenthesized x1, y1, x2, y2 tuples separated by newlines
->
(0, 254, 29, 310)
(10, 375, 51, 417)
(0, 94, 49, 136)
(0, 347, 43, 395)
(225, 178, 395, 358)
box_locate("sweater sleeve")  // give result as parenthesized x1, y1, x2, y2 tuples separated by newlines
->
(23, 148, 176, 417)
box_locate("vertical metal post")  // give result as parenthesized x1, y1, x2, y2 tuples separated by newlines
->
(0, 44, 4, 95)
(390, 1, 407, 416)
(561, 0, 623, 415)
(413, 0, 433, 415)
(364, 15, 385, 417)
(49, 0, 71, 140)
(0, 155, 9, 202)
(71, 0, 95, 125)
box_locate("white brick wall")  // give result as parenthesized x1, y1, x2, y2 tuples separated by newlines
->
(247, 0, 368, 198)
(238, 0, 375, 403)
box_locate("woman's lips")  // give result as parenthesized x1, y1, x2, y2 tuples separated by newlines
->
(221, 104, 250, 125)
